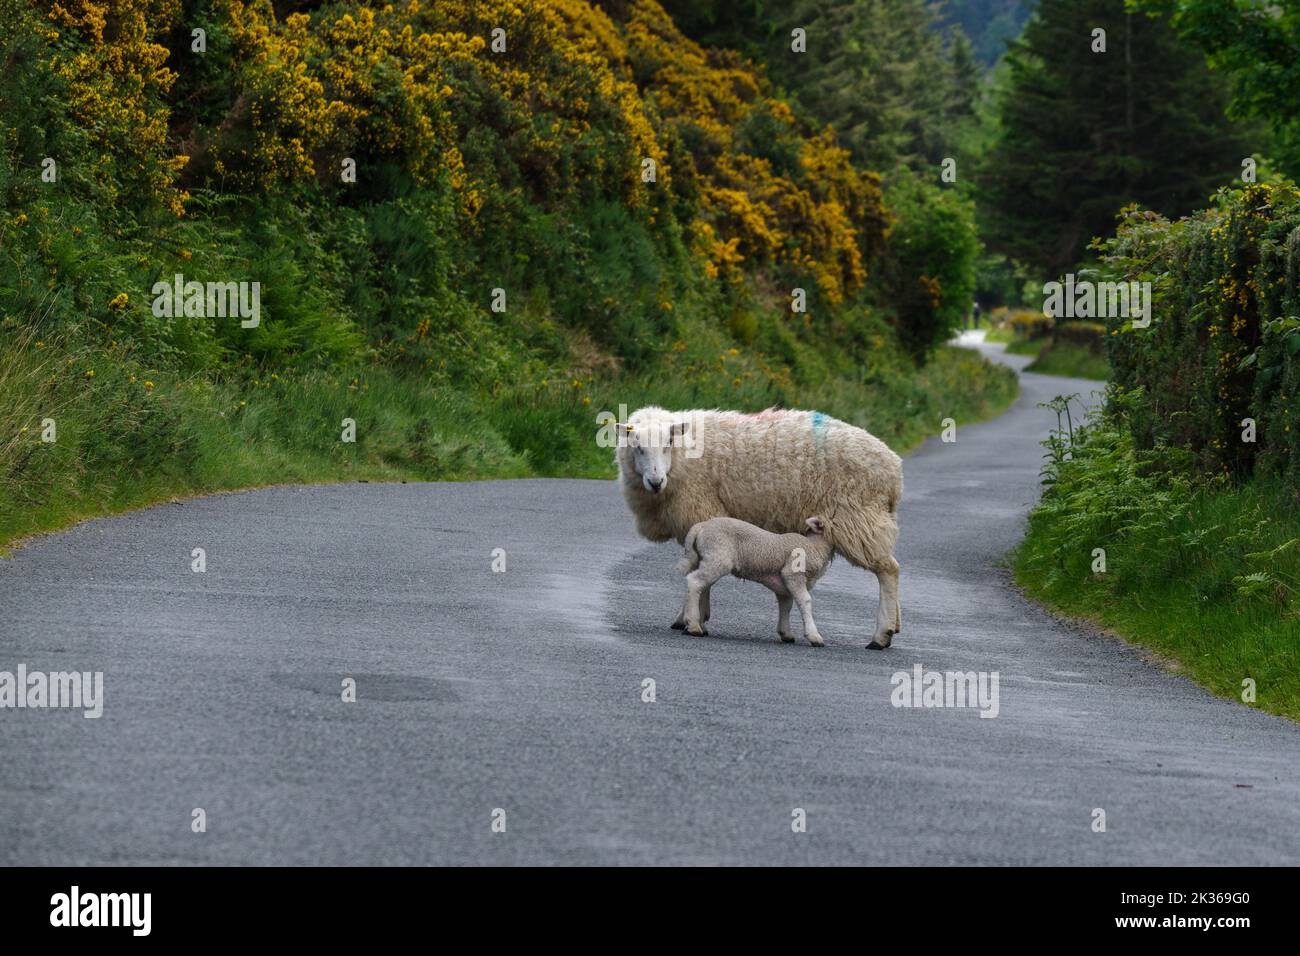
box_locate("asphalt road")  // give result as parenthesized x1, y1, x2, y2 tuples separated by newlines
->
(3, 339, 1299, 865)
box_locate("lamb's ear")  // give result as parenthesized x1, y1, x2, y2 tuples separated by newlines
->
(806, 516, 825, 534)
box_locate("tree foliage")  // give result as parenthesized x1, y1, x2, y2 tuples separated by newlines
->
(980, 0, 1255, 275)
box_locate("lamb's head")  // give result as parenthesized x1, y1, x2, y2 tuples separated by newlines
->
(620, 407, 691, 495)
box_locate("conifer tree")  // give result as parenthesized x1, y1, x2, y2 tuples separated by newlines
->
(980, 0, 1254, 275)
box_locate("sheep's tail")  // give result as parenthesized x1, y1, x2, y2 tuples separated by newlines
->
(678, 527, 701, 575)
(826, 502, 899, 571)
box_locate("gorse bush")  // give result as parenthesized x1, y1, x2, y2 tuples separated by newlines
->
(0, 0, 1009, 547)
(1100, 183, 1300, 488)
(0, 0, 948, 370)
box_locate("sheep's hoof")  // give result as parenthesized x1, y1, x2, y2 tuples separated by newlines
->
(686, 625, 708, 636)
(779, 633, 795, 644)
(670, 620, 686, 631)
(867, 629, 896, 650)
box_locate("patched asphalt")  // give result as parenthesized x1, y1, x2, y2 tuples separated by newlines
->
(3, 341, 1298, 865)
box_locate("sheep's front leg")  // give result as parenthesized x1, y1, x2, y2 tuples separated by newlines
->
(868, 556, 901, 650)
(671, 580, 711, 630)
(776, 594, 794, 643)
(683, 569, 719, 636)
(784, 575, 823, 647)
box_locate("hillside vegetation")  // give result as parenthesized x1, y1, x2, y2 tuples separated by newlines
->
(0, 0, 1015, 550)
(976, 0, 1300, 717)
(1017, 183, 1300, 718)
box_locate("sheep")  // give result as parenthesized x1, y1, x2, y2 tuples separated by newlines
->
(674, 515, 834, 645)
(616, 405, 902, 649)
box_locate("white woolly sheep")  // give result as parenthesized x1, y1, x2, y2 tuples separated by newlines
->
(616, 406, 902, 649)
(674, 515, 834, 646)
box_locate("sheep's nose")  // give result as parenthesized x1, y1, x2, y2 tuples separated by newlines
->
(647, 477, 663, 492)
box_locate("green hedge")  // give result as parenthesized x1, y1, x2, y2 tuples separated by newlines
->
(1100, 184, 1300, 487)
(1052, 320, 1106, 354)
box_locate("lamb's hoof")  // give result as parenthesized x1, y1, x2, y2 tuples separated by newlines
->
(807, 636, 825, 648)
(867, 629, 896, 650)
(779, 633, 795, 644)
(686, 625, 708, 637)
(670, 620, 686, 631)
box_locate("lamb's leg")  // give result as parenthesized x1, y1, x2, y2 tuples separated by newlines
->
(784, 575, 823, 647)
(683, 569, 719, 636)
(776, 594, 794, 643)
(670, 581, 712, 630)
(671, 593, 689, 630)
(868, 556, 901, 649)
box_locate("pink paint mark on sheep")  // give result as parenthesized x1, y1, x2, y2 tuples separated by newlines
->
(725, 407, 795, 424)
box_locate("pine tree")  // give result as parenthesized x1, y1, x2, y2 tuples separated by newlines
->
(979, 0, 1255, 275)
(947, 30, 981, 120)
(778, 0, 963, 170)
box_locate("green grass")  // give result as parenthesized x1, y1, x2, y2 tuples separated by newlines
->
(1015, 401, 1300, 720)
(1, 328, 1017, 554)
(1024, 341, 1109, 379)
(1005, 337, 1046, 356)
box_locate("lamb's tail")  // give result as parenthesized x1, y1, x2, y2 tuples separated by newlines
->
(677, 527, 701, 575)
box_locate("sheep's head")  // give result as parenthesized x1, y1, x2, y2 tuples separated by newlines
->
(623, 411, 690, 495)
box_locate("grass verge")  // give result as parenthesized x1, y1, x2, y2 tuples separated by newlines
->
(1, 331, 1017, 554)
(1023, 341, 1109, 379)
(1014, 397, 1300, 720)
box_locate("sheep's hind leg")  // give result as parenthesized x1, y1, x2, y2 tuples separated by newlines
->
(867, 556, 901, 650)
(776, 594, 795, 643)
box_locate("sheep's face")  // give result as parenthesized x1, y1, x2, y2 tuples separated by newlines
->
(627, 419, 689, 494)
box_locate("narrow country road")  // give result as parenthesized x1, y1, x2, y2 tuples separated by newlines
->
(3, 340, 1299, 865)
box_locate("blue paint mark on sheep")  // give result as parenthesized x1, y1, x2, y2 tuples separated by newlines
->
(811, 411, 828, 457)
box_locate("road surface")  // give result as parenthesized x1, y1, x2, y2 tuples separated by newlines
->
(3, 340, 1298, 865)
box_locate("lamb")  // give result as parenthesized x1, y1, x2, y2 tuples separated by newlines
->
(674, 515, 834, 646)
(615, 405, 902, 649)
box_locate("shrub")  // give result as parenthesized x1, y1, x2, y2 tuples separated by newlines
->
(1009, 310, 1054, 341)
(1099, 184, 1300, 487)
(875, 172, 980, 360)
(1052, 320, 1106, 353)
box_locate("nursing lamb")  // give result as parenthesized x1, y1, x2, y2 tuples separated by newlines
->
(675, 515, 834, 646)
(616, 406, 902, 649)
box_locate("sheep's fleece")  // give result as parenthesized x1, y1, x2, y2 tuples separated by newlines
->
(617, 406, 903, 648)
